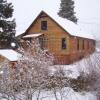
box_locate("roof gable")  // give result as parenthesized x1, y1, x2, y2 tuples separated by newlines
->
(24, 11, 71, 36)
(24, 10, 94, 40)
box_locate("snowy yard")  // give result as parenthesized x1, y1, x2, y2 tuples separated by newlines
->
(0, 88, 97, 100)
(0, 54, 98, 100)
(32, 88, 96, 100)
(0, 47, 100, 100)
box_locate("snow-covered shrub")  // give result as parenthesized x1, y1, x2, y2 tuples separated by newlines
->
(70, 52, 100, 99)
(0, 39, 54, 100)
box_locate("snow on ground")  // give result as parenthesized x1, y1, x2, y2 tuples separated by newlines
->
(0, 90, 97, 100)
(49, 64, 80, 79)
(49, 52, 100, 79)
(14, 87, 96, 100)
(6, 87, 96, 100)
(0, 52, 99, 100)
(49, 60, 84, 79)
(32, 88, 96, 100)
(96, 47, 100, 52)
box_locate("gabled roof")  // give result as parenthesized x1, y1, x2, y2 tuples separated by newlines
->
(24, 10, 94, 40)
(0, 49, 21, 61)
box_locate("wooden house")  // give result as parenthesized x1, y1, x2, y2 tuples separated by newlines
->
(19, 11, 95, 64)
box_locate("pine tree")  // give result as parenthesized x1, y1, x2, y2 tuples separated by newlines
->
(0, 0, 16, 47)
(58, 0, 78, 23)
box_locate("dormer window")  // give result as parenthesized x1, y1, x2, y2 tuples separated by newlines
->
(41, 21, 47, 30)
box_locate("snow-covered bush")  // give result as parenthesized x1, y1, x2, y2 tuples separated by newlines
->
(70, 52, 100, 99)
(0, 39, 54, 100)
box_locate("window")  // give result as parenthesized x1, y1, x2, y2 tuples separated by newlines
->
(77, 39, 80, 50)
(87, 41, 89, 49)
(41, 21, 47, 30)
(39, 37, 44, 49)
(62, 38, 66, 49)
(82, 40, 84, 50)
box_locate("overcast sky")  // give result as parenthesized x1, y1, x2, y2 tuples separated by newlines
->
(8, 0, 100, 40)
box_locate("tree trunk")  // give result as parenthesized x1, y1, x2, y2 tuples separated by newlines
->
(53, 88, 59, 100)
(37, 89, 41, 100)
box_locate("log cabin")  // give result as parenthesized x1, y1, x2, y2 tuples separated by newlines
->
(19, 10, 95, 64)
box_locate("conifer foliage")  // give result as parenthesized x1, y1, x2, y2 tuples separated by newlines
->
(0, 0, 16, 44)
(58, 0, 78, 23)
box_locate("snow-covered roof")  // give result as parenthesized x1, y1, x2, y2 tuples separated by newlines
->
(0, 49, 21, 61)
(45, 10, 94, 39)
(26, 10, 94, 40)
(23, 33, 43, 38)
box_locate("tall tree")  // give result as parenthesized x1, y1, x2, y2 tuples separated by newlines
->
(0, 0, 16, 47)
(58, 0, 78, 23)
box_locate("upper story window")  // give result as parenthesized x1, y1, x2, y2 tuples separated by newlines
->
(41, 21, 47, 30)
(62, 38, 66, 49)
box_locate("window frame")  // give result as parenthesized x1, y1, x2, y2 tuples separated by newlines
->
(39, 37, 44, 49)
(77, 38, 80, 50)
(82, 40, 84, 50)
(61, 38, 67, 50)
(41, 21, 47, 30)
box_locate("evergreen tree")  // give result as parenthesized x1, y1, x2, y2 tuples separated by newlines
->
(58, 0, 78, 23)
(0, 0, 16, 47)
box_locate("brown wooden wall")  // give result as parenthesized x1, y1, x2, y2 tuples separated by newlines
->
(26, 13, 71, 55)
(23, 12, 95, 64)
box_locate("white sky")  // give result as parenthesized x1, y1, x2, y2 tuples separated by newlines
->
(8, 0, 100, 40)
